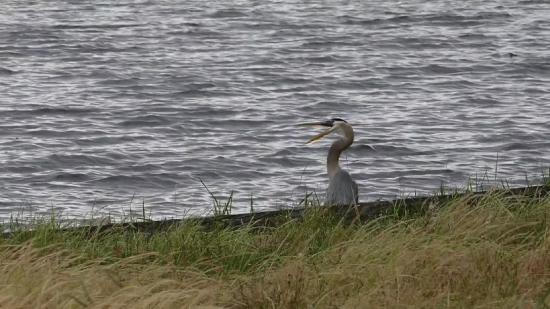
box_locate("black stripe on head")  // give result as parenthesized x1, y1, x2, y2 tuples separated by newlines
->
(330, 118, 347, 123)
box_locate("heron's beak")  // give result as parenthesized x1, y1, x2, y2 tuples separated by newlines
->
(305, 127, 337, 145)
(297, 121, 336, 145)
(297, 121, 332, 127)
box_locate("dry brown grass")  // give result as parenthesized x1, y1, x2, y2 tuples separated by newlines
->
(2, 188, 550, 308)
(0, 244, 229, 309)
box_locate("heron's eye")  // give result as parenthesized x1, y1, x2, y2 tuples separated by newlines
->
(331, 118, 347, 123)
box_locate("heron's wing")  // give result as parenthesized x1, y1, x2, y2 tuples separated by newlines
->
(352, 180, 359, 205)
(325, 170, 358, 206)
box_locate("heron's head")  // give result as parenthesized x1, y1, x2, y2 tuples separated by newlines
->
(297, 118, 352, 145)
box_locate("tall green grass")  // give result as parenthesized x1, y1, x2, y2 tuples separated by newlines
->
(2, 181, 550, 308)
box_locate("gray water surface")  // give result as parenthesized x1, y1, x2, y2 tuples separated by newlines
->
(1, 0, 549, 221)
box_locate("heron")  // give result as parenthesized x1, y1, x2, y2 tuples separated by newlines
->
(298, 118, 359, 206)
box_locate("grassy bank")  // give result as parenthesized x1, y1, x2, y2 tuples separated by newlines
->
(2, 186, 550, 308)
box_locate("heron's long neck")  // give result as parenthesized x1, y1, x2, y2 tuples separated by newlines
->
(327, 127, 354, 179)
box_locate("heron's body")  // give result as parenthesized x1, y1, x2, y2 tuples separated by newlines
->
(326, 169, 359, 206)
(298, 118, 359, 206)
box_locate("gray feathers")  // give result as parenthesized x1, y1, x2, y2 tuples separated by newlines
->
(324, 169, 359, 206)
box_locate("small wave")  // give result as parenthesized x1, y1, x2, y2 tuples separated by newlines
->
(84, 198, 127, 206)
(518, 0, 548, 3)
(209, 10, 248, 18)
(72, 135, 157, 146)
(189, 170, 222, 181)
(90, 175, 140, 185)
(167, 29, 223, 37)
(340, 15, 412, 26)
(300, 40, 360, 48)
(271, 149, 294, 156)
(181, 82, 217, 89)
(458, 97, 501, 106)
(516, 62, 550, 74)
(90, 172, 187, 188)
(301, 55, 341, 63)
(258, 156, 304, 168)
(182, 22, 201, 27)
(324, 80, 374, 90)
(0, 67, 17, 75)
(246, 58, 288, 67)
(458, 33, 490, 40)
(271, 85, 324, 93)
(95, 77, 140, 86)
(390, 169, 456, 177)
(428, 12, 511, 21)
(172, 89, 213, 97)
(117, 163, 163, 172)
(25, 129, 102, 138)
(340, 12, 511, 27)
(118, 115, 172, 127)
(51, 23, 141, 30)
(275, 77, 312, 84)
(53, 172, 90, 182)
(170, 82, 219, 97)
(3, 165, 40, 173)
(352, 144, 377, 153)
(418, 64, 462, 74)
(16, 107, 97, 116)
(501, 142, 535, 151)
(352, 144, 425, 156)
(47, 154, 116, 166)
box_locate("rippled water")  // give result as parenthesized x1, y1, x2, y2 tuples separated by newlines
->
(1, 0, 549, 221)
